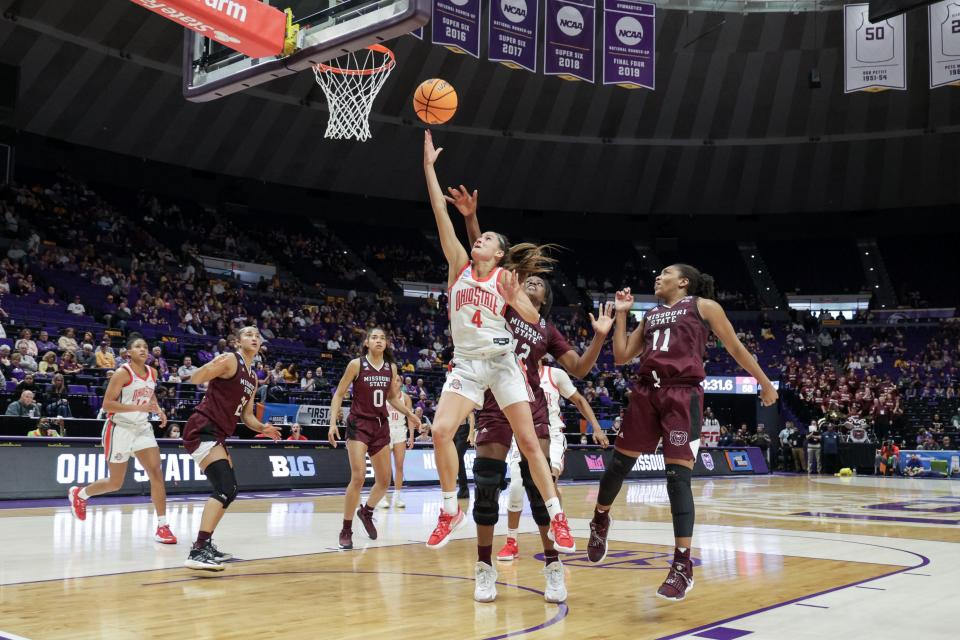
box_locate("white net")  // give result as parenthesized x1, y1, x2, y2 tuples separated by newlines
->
(313, 45, 395, 142)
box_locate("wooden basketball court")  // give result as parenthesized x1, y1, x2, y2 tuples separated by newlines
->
(1, 475, 956, 639)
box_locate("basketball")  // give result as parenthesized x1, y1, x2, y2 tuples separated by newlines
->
(413, 78, 458, 125)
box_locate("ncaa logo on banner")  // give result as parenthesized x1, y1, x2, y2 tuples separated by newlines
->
(615, 16, 644, 46)
(450, 0, 469, 6)
(669, 430, 688, 446)
(501, 0, 527, 23)
(557, 5, 585, 36)
(700, 452, 715, 471)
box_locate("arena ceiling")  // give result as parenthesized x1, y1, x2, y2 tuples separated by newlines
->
(1, 0, 958, 215)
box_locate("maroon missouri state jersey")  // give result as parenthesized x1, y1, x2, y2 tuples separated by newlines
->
(192, 352, 258, 439)
(350, 357, 394, 422)
(481, 308, 573, 424)
(638, 296, 709, 383)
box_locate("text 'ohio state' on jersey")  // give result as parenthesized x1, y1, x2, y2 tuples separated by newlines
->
(449, 263, 515, 358)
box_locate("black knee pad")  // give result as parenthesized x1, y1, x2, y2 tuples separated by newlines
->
(518, 459, 551, 527)
(206, 459, 238, 508)
(472, 457, 506, 526)
(597, 450, 637, 507)
(665, 464, 694, 538)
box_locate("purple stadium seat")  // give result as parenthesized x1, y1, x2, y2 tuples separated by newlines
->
(68, 384, 88, 394)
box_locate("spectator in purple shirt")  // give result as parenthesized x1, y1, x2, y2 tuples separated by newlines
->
(147, 346, 169, 378)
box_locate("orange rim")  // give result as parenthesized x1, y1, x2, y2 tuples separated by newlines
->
(315, 44, 396, 77)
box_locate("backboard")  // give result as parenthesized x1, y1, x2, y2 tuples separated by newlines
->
(182, 0, 429, 102)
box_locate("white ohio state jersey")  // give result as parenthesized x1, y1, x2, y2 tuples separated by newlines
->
(541, 366, 578, 433)
(388, 404, 406, 428)
(449, 263, 514, 359)
(109, 364, 156, 428)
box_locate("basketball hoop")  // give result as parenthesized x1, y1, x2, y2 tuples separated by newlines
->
(313, 45, 396, 142)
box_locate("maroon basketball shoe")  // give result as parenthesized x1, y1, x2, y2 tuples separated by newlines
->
(587, 513, 612, 563)
(339, 528, 353, 550)
(356, 505, 378, 540)
(656, 548, 695, 601)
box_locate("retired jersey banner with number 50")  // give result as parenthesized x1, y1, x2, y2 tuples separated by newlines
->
(489, 0, 539, 72)
(602, 0, 655, 89)
(432, 0, 481, 58)
(545, 0, 596, 82)
(928, 1, 960, 88)
(844, 3, 907, 93)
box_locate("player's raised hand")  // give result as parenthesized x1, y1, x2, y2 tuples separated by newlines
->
(614, 288, 634, 313)
(444, 185, 478, 217)
(500, 269, 523, 304)
(423, 130, 443, 166)
(589, 301, 615, 336)
(328, 424, 341, 448)
(760, 383, 779, 408)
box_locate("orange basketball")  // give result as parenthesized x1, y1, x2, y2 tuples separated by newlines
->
(413, 78, 458, 125)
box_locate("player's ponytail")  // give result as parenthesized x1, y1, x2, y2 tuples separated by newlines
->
(674, 264, 716, 301)
(501, 242, 558, 280)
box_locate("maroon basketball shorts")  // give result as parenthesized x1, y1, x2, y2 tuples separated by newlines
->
(346, 415, 390, 456)
(617, 384, 703, 461)
(477, 400, 550, 449)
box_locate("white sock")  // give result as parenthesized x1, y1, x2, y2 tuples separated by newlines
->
(442, 491, 459, 515)
(394, 490, 401, 499)
(544, 497, 562, 520)
(157, 515, 168, 527)
(507, 528, 518, 540)
(78, 488, 89, 500)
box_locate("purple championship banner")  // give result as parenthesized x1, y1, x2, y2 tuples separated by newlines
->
(545, 0, 596, 82)
(488, 0, 540, 72)
(602, 0, 655, 89)
(432, 0, 481, 58)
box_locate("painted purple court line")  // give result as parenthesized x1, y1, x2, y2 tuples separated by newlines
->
(693, 627, 753, 640)
(792, 511, 959, 525)
(141, 569, 568, 640)
(654, 536, 929, 640)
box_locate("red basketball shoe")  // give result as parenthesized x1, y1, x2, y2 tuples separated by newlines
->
(68, 486, 87, 521)
(426, 508, 465, 549)
(547, 513, 576, 553)
(656, 548, 695, 601)
(497, 537, 519, 562)
(154, 525, 177, 544)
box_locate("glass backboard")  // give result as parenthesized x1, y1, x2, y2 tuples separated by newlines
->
(183, 0, 429, 102)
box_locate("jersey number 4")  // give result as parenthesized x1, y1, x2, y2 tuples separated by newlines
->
(471, 310, 483, 328)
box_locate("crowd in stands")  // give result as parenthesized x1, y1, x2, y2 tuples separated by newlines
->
(1, 172, 959, 465)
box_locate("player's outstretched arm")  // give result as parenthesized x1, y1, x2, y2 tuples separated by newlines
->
(698, 298, 779, 407)
(328, 359, 361, 447)
(446, 184, 481, 246)
(558, 302, 614, 378)
(423, 131, 469, 283)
